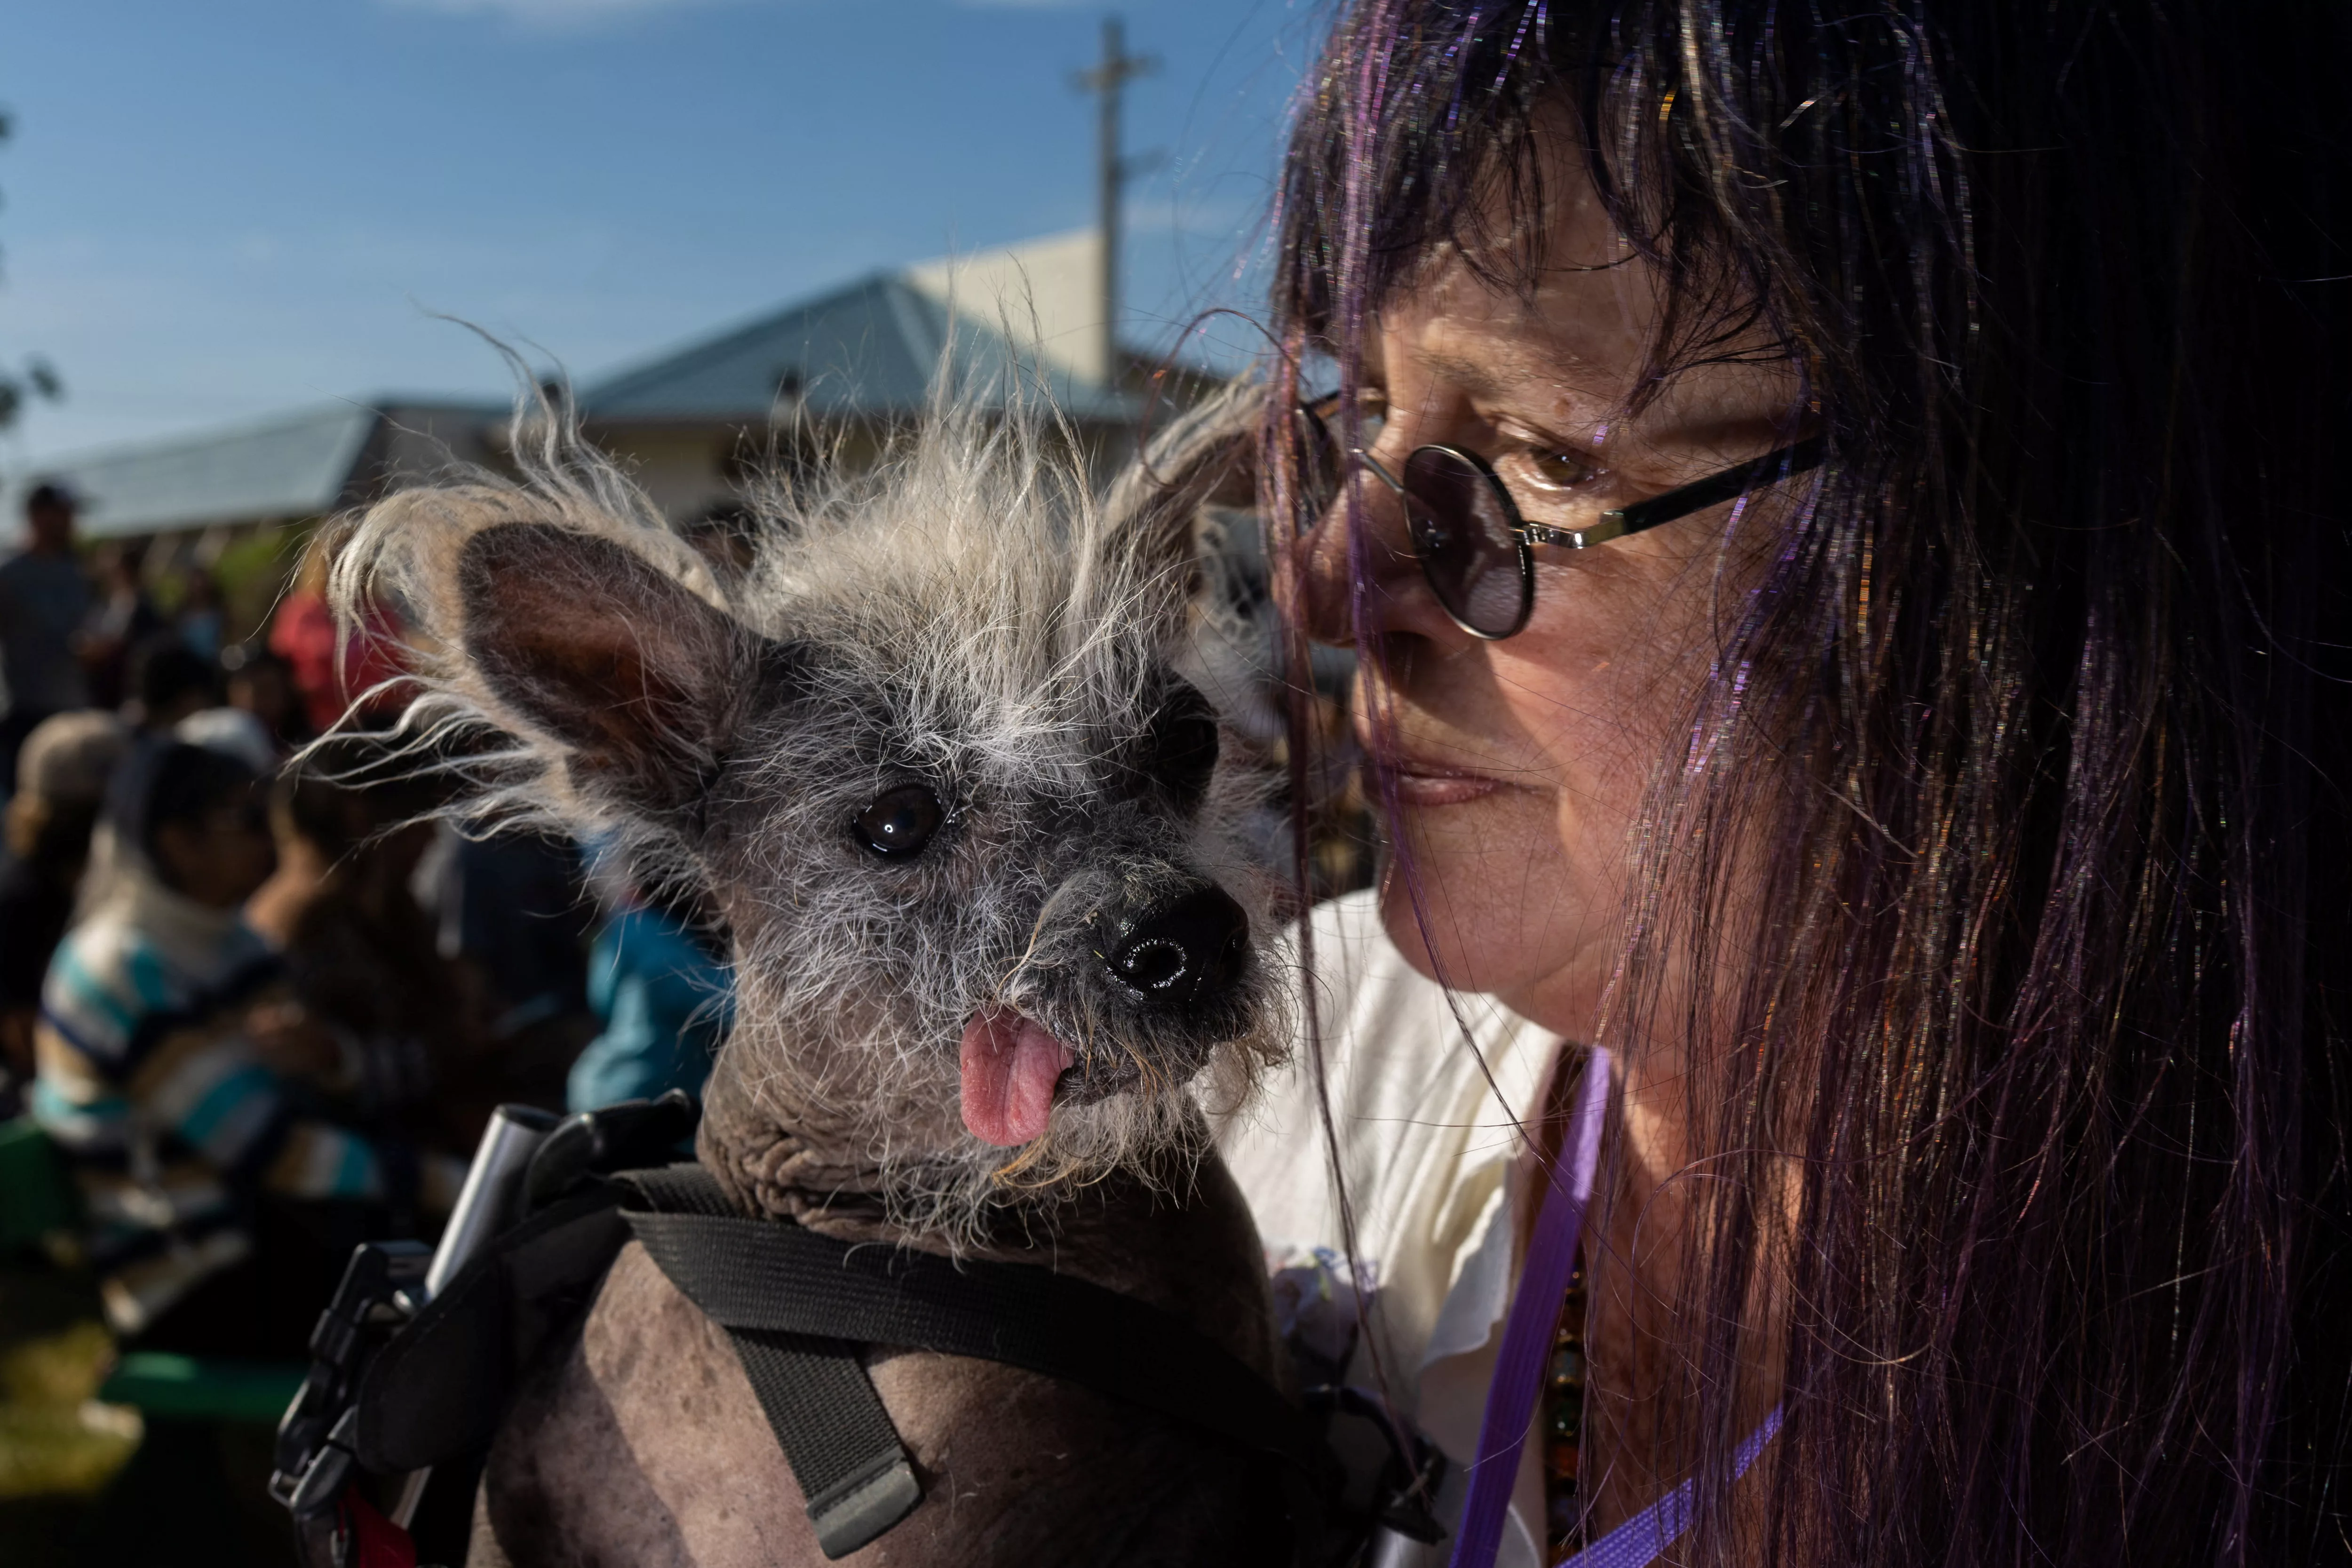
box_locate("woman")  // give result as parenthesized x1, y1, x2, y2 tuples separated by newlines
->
(1224, 3, 2351, 1565)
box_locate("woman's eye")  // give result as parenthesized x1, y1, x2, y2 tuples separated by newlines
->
(1521, 450, 1594, 489)
(852, 784, 945, 861)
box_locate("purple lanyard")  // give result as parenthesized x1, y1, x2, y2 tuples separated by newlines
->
(1554, 1407, 1782, 1568)
(1445, 1046, 1781, 1568)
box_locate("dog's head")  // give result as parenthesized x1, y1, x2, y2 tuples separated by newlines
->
(345, 392, 1280, 1229)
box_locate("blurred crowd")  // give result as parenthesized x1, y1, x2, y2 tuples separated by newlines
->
(0, 481, 732, 1369)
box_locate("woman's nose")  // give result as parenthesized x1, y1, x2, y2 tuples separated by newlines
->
(1288, 470, 1438, 648)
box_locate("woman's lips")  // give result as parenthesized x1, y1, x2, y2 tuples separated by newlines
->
(1377, 760, 1506, 807)
(1357, 719, 1514, 807)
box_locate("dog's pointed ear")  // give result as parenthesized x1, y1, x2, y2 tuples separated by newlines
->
(457, 522, 779, 823)
(1097, 384, 1263, 593)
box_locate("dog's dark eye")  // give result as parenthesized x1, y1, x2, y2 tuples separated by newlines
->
(852, 784, 944, 860)
(1147, 684, 1220, 807)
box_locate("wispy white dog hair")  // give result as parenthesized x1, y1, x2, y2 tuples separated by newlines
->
(331, 378, 1287, 1238)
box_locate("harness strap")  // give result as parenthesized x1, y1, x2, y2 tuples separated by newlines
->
(615, 1164, 1333, 1560)
(353, 1188, 631, 1472)
(734, 1332, 924, 1553)
(346, 1151, 1328, 1564)
(616, 1165, 1329, 1484)
(616, 1165, 919, 1559)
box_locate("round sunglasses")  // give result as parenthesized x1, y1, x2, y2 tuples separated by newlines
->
(1294, 403, 1825, 639)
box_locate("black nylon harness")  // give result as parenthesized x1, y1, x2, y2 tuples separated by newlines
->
(619, 1165, 922, 1552)
(350, 1160, 1332, 1560)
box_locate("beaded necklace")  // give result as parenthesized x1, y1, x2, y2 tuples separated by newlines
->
(1542, 1257, 1590, 1558)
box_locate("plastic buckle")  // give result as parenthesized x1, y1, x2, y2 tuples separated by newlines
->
(270, 1239, 431, 1518)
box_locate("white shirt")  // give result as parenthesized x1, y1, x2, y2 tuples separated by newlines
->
(1218, 890, 1561, 1568)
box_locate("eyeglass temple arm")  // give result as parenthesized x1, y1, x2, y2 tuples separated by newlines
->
(1351, 450, 1407, 495)
(1529, 437, 1826, 549)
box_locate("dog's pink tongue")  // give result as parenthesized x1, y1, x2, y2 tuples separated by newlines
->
(959, 1009, 1076, 1147)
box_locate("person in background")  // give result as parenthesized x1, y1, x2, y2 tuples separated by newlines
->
(270, 531, 408, 736)
(46, 715, 460, 1567)
(173, 566, 224, 663)
(77, 539, 162, 712)
(124, 633, 221, 732)
(0, 711, 129, 1109)
(31, 723, 456, 1355)
(0, 483, 94, 797)
(221, 640, 308, 754)
(566, 854, 732, 1113)
(246, 737, 489, 1154)
(413, 821, 597, 1111)
(172, 705, 279, 780)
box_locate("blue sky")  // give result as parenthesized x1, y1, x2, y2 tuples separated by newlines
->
(0, 0, 1321, 465)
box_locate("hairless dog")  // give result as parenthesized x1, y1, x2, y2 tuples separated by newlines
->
(336, 385, 1302, 1566)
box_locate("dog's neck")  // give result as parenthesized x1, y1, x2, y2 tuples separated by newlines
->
(695, 1036, 1078, 1254)
(686, 1027, 1286, 1385)
(690, 1038, 1213, 1266)
(695, 1044, 901, 1228)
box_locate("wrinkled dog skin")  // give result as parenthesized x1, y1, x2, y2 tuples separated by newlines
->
(338, 388, 1295, 1567)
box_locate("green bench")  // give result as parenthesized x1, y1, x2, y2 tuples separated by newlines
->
(93, 1351, 306, 1424)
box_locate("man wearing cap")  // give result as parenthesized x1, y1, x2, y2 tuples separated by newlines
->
(0, 483, 95, 795)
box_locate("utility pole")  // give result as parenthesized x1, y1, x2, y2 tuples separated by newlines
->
(1073, 17, 1156, 388)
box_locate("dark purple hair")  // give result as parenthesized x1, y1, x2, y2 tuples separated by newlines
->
(1268, 3, 2352, 1564)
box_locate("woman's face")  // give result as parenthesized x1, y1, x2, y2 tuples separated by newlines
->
(1295, 144, 1801, 1040)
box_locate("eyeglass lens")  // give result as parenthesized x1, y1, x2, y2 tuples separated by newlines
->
(1399, 447, 1531, 638)
(1294, 405, 1532, 638)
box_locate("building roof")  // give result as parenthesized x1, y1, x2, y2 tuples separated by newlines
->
(4, 400, 505, 541)
(580, 265, 1136, 425)
(7, 235, 1144, 538)
(11, 403, 377, 540)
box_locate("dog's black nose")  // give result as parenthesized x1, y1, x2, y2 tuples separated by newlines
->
(1102, 884, 1248, 1009)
